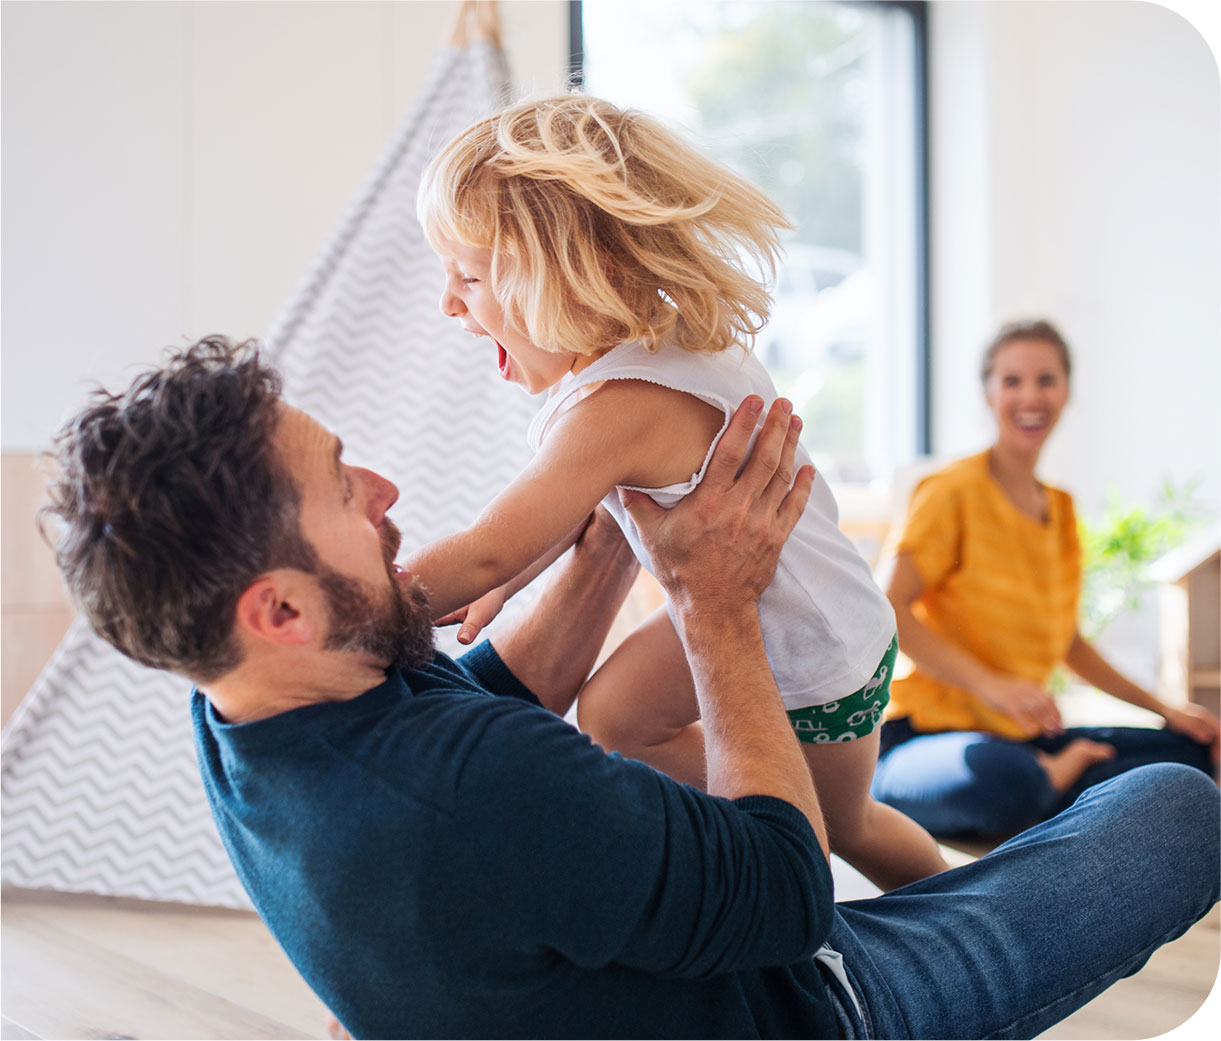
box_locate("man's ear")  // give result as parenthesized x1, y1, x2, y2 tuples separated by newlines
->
(234, 572, 316, 647)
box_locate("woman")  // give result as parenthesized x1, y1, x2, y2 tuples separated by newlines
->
(871, 319, 1218, 837)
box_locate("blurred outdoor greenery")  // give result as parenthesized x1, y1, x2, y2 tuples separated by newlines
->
(1078, 479, 1206, 638)
(682, 2, 866, 251)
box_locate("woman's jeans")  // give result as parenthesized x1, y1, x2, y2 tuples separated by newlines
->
(871, 719, 1214, 836)
(821, 764, 1219, 1039)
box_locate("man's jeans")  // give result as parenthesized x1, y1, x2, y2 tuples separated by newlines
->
(821, 763, 1219, 1039)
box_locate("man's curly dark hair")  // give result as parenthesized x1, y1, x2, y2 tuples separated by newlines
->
(41, 335, 317, 681)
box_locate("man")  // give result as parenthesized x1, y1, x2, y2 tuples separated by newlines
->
(45, 337, 1218, 1039)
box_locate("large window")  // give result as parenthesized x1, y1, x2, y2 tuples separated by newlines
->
(578, 0, 927, 492)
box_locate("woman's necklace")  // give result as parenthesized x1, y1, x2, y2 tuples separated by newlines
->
(988, 450, 1049, 524)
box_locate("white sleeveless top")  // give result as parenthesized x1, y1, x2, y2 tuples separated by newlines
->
(527, 340, 896, 709)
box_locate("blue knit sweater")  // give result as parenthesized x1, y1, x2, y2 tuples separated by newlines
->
(192, 642, 837, 1039)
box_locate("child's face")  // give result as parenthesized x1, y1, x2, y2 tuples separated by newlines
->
(436, 241, 581, 395)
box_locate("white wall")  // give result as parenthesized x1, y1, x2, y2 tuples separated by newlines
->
(929, 0, 1220, 520)
(1, 0, 568, 451)
(3, 0, 1215, 689)
(4, 0, 1218, 509)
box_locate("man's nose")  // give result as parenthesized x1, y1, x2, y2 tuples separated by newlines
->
(360, 468, 399, 519)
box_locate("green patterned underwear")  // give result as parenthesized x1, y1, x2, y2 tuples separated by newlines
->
(786, 635, 897, 744)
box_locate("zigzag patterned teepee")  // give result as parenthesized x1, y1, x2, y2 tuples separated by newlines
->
(2, 16, 534, 909)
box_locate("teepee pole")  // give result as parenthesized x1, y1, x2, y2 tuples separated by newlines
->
(449, 0, 502, 48)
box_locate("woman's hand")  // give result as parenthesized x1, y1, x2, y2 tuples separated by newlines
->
(1161, 702, 1221, 764)
(976, 674, 1064, 737)
(1064, 632, 1221, 764)
(888, 553, 1065, 736)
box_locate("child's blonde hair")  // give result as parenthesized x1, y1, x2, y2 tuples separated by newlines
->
(418, 94, 792, 356)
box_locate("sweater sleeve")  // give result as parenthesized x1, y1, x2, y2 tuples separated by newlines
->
(455, 639, 541, 705)
(443, 696, 834, 979)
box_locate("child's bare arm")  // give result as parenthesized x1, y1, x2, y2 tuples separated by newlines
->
(488, 518, 585, 600)
(435, 519, 586, 644)
(404, 383, 691, 620)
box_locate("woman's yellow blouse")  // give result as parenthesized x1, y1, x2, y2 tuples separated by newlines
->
(888, 452, 1081, 739)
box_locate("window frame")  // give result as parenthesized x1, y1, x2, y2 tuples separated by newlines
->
(568, 0, 931, 459)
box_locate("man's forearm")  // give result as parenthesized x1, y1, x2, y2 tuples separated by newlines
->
(676, 602, 828, 856)
(490, 513, 640, 717)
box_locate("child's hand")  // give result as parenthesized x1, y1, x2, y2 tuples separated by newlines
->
(436, 587, 509, 645)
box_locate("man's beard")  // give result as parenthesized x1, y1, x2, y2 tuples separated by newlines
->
(318, 518, 435, 671)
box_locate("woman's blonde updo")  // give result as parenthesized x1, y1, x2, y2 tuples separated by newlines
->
(418, 94, 791, 356)
(980, 319, 1073, 384)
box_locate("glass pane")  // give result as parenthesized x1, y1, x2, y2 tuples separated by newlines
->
(582, 0, 921, 490)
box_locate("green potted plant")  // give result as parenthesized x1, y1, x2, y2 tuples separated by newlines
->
(1078, 479, 1204, 639)
(1048, 480, 1203, 698)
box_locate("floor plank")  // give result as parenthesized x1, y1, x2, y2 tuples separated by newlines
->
(3, 887, 1216, 1040)
(9, 891, 326, 1035)
(2, 888, 327, 1041)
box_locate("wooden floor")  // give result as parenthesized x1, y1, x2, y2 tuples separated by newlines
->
(3, 686, 1216, 1039)
(2, 884, 1216, 1040)
(1, 888, 329, 1040)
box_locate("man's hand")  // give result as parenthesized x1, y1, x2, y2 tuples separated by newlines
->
(620, 395, 813, 616)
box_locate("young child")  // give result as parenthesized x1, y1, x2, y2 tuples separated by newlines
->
(407, 94, 947, 890)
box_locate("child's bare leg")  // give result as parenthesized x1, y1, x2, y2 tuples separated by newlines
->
(576, 608, 706, 788)
(804, 729, 948, 891)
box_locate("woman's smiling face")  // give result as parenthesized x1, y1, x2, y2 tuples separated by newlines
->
(984, 337, 1070, 456)
(435, 241, 580, 395)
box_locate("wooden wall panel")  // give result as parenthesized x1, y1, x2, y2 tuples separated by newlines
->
(2, 453, 74, 726)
